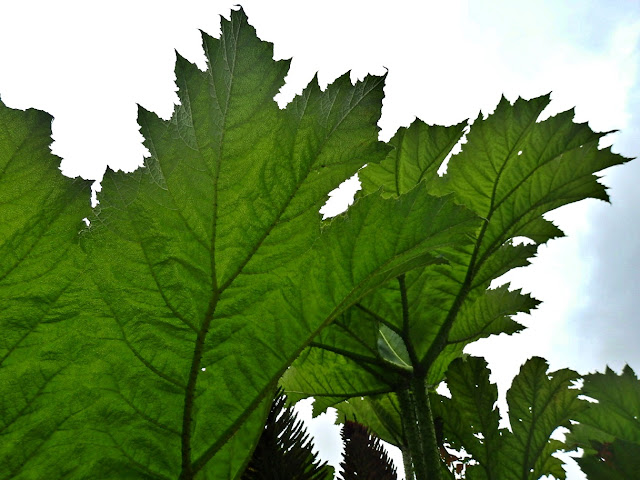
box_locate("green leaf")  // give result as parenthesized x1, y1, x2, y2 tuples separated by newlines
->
(0, 100, 93, 479)
(334, 394, 406, 449)
(0, 9, 480, 478)
(359, 120, 467, 197)
(283, 94, 628, 416)
(448, 284, 537, 344)
(201, 395, 273, 480)
(444, 357, 502, 473)
(570, 365, 640, 446)
(337, 357, 586, 479)
(282, 347, 394, 416)
(426, 284, 538, 383)
(282, 186, 479, 412)
(501, 357, 585, 480)
(435, 356, 585, 480)
(566, 365, 640, 477)
(418, 94, 627, 364)
(377, 325, 413, 372)
(576, 438, 640, 480)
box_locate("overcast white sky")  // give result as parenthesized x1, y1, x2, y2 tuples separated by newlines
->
(1, 1, 639, 479)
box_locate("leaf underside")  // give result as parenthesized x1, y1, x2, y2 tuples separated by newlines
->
(0, 8, 480, 479)
(566, 365, 640, 478)
(434, 356, 585, 480)
(283, 93, 629, 424)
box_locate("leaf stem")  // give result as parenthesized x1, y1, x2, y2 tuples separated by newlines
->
(411, 374, 442, 480)
(398, 387, 427, 479)
(398, 275, 420, 368)
(398, 375, 442, 480)
(309, 342, 409, 375)
(401, 446, 415, 480)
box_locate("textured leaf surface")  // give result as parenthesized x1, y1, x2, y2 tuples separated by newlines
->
(334, 394, 406, 449)
(570, 365, 640, 445)
(566, 366, 640, 477)
(359, 120, 467, 197)
(199, 397, 272, 480)
(283, 346, 394, 416)
(575, 438, 640, 480)
(435, 357, 585, 480)
(0, 9, 480, 479)
(444, 357, 502, 475)
(447, 284, 535, 344)
(282, 96, 627, 414)
(0, 100, 93, 479)
(410, 94, 626, 365)
(501, 357, 584, 480)
(377, 325, 413, 372)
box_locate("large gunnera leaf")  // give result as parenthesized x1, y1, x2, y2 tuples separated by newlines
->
(566, 366, 640, 478)
(0, 100, 93, 478)
(0, 8, 480, 479)
(433, 356, 585, 480)
(282, 96, 629, 415)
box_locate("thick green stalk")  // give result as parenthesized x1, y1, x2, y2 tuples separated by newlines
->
(397, 374, 443, 480)
(397, 387, 428, 479)
(397, 275, 442, 479)
(401, 446, 415, 480)
(411, 375, 442, 480)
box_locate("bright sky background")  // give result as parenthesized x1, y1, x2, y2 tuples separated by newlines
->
(1, 1, 639, 479)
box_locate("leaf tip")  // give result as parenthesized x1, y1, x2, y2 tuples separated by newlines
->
(228, 4, 248, 21)
(174, 49, 192, 70)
